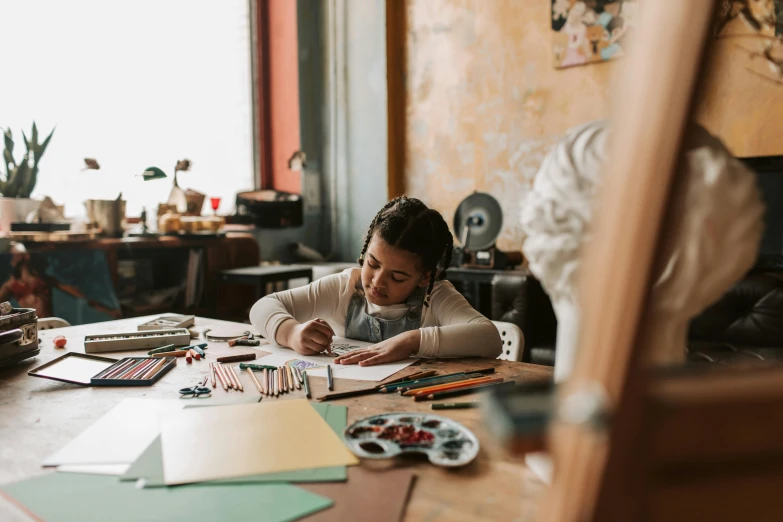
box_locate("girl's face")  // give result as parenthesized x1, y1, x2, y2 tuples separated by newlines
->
(361, 234, 430, 306)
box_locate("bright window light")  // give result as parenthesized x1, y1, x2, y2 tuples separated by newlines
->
(1, 0, 255, 218)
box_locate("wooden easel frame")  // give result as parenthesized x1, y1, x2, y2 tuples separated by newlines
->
(539, 1, 783, 521)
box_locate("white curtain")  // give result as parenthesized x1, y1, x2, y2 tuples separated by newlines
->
(0, 0, 254, 217)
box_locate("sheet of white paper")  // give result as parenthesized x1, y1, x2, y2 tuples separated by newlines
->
(257, 337, 415, 382)
(42, 398, 185, 467)
(56, 464, 131, 476)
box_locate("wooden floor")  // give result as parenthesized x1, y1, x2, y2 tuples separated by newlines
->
(0, 317, 553, 522)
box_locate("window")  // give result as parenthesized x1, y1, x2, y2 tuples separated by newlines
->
(1, 0, 254, 218)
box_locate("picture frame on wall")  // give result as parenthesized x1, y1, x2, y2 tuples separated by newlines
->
(552, 0, 637, 69)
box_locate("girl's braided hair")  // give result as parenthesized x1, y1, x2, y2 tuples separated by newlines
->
(358, 197, 454, 305)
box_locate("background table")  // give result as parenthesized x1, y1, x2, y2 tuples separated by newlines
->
(0, 316, 552, 522)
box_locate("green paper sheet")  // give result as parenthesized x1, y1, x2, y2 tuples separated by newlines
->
(1, 472, 331, 522)
(122, 403, 348, 487)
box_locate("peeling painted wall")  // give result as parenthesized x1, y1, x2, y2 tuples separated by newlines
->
(405, 0, 614, 251)
(404, 0, 783, 251)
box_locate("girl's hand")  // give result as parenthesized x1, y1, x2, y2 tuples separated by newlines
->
(334, 330, 420, 366)
(281, 318, 335, 355)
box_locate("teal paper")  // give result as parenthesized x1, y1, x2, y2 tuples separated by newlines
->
(121, 403, 348, 487)
(1, 473, 331, 522)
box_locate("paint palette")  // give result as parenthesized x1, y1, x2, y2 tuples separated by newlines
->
(342, 412, 479, 467)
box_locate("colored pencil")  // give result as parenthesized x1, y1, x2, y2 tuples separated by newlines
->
(94, 359, 136, 379)
(327, 364, 334, 391)
(414, 380, 515, 402)
(261, 368, 267, 394)
(402, 376, 499, 396)
(317, 387, 379, 401)
(303, 371, 311, 399)
(406, 377, 504, 397)
(295, 366, 304, 384)
(379, 370, 438, 387)
(123, 359, 158, 380)
(284, 366, 290, 392)
(380, 368, 496, 392)
(210, 363, 217, 388)
(213, 362, 228, 390)
(230, 366, 244, 392)
(431, 402, 479, 410)
(274, 370, 280, 397)
(112, 360, 145, 379)
(218, 363, 233, 389)
(395, 373, 489, 393)
(139, 358, 167, 380)
(246, 367, 263, 395)
(229, 365, 240, 390)
(380, 372, 479, 392)
(117, 359, 154, 380)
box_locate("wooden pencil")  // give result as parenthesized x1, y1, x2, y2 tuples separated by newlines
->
(95, 359, 136, 380)
(121, 359, 157, 380)
(274, 370, 280, 397)
(225, 364, 240, 390)
(284, 366, 291, 392)
(401, 376, 498, 396)
(114, 359, 147, 379)
(317, 387, 379, 401)
(217, 363, 233, 389)
(210, 363, 217, 388)
(396, 372, 488, 393)
(126, 359, 159, 380)
(405, 377, 503, 397)
(327, 364, 334, 391)
(381, 370, 495, 392)
(262, 368, 268, 395)
(139, 358, 168, 380)
(280, 366, 288, 393)
(295, 366, 304, 384)
(214, 362, 229, 391)
(414, 380, 515, 402)
(230, 366, 244, 392)
(246, 367, 263, 395)
(303, 370, 311, 399)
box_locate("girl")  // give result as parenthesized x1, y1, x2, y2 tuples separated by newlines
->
(249, 197, 502, 366)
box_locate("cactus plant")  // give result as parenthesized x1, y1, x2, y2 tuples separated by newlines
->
(2, 122, 55, 198)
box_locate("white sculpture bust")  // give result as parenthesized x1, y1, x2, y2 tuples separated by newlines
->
(519, 119, 764, 482)
(521, 120, 764, 377)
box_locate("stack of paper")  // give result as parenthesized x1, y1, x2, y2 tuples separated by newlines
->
(2, 391, 417, 521)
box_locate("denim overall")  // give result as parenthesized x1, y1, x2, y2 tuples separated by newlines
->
(344, 279, 426, 343)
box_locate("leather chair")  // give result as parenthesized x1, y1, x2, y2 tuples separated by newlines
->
(491, 270, 783, 367)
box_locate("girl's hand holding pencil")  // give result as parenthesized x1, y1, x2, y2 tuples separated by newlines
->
(277, 318, 335, 355)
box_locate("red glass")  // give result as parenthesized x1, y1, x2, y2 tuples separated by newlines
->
(210, 197, 221, 215)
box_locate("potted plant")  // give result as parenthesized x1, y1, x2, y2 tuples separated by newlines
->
(1, 123, 55, 228)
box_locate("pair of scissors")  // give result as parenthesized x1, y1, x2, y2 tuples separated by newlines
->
(179, 376, 211, 398)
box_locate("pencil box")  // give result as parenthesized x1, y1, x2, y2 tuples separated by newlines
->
(84, 328, 191, 353)
(0, 308, 39, 369)
(28, 353, 176, 386)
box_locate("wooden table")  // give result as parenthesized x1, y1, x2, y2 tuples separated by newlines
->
(0, 317, 552, 522)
